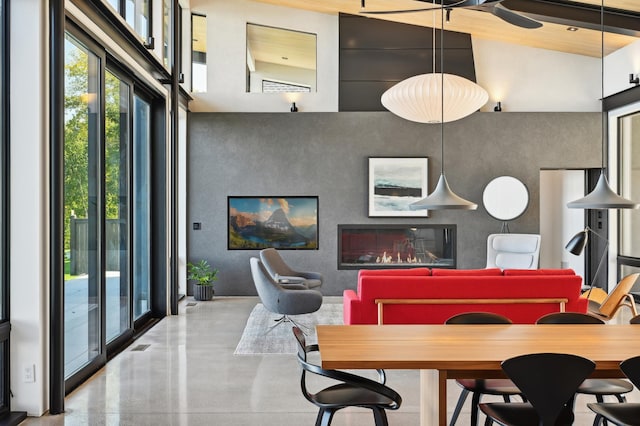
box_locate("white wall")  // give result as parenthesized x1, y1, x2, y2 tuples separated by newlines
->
(188, 0, 338, 112)
(605, 38, 640, 97)
(10, 0, 49, 416)
(539, 170, 585, 277)
(473, 38, 601, 112)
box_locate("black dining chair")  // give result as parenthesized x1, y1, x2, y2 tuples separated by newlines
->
(445, 312, 523, 426)
(292, 326, 402, 426)
(479, 352, 596, 426)
(536, 311, 633, 425)
(588, 355, 640, 426)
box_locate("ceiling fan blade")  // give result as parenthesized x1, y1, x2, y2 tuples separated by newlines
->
(492, 3, 542, 29)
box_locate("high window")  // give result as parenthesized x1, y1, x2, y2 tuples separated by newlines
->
(163, 0, 170, 69)
(191, 13, 206, 93)
(105, 0, 151, 42)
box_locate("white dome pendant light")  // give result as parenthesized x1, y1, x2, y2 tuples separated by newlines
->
(382, 73, 488, 124)
(567, 0, 638, 210)
(410, 3, 478, 210)
(381, 4, 488, 124)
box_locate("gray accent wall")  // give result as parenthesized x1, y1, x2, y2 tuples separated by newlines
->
(188, 112, 600, 296)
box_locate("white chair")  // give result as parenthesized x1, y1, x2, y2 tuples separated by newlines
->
(486, 233, 541, 270)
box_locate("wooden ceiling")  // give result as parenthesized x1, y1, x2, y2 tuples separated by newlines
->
(247, 23, 317, 71)
(251, 0, 640, 57)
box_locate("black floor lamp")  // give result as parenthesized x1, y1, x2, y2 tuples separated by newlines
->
(565, 226, 608, 298)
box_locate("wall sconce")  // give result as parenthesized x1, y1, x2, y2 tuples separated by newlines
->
(493, 102, 502, 112)
(290, 102, 299, 112)
(630, 74, 640, 86)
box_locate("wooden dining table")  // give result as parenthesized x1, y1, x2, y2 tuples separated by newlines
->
(316, 324, 640, 426)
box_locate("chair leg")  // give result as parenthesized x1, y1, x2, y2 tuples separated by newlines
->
(316, 408, 335, 426)
(484, 415, 494, 426)
(471, 391, 482, 426)
(593, 414, 603, 426)
(285, 315, 313, 334)
(615, 394, 626, 403)
(371, 407, 389, 426)
(265, 315, 312, 335)
(449, 389, 470, 426)
(594, 395, 608, 426)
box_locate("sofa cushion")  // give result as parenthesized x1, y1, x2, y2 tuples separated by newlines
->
(358, 268, 431, 277)
(432, 268, 503, 276)
(504, 269, 576, 276)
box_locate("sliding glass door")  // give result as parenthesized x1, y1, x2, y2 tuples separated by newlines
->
(133, 95, 151, 320)
(63, 34, 102, 377)
(63, 27, 160, 388)
(105, 70, 130, 343)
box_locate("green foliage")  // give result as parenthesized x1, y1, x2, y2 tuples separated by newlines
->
(64, 42, 127, 250)
(187, 260, 219, 286)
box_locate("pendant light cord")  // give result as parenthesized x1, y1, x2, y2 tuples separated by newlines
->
(432, 13, 436, 74)
(600, 0, 606, 171)
(440, 0, 445, 175)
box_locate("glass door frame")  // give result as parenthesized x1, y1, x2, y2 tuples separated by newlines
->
(63, 25, 108, 394)
(104, 58, 135, 353)
(606, 91, 640, 287)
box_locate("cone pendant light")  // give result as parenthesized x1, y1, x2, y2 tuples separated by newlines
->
(567, 172, 638, 209)
(410, 3, 477, 210)
(567, 0, 638, 210)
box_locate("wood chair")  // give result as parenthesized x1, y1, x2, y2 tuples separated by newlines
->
(584, 273, 639, 321)
(588, 355, 640, 426)
(479, 353, 596, 426)
(292, 326, 402, 426)
(445, 312, 523, 426)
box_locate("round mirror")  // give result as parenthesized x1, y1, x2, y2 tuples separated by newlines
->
(482, 176, 529, 221)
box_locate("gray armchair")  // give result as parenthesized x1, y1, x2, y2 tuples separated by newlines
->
(259, 248, 323, 289)
(249, 257, 322, 332)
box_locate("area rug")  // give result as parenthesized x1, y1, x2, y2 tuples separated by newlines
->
(234, 302, 343, 355)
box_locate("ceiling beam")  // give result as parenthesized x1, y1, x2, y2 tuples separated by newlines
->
(503, 0, 640, 36)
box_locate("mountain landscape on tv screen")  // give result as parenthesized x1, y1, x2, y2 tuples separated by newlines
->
(229, 208, 317, 249)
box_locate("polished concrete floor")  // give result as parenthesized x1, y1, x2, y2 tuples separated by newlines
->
(23, 296, 640, 425)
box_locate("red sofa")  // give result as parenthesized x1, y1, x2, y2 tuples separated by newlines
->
(343, 268, 587, 324)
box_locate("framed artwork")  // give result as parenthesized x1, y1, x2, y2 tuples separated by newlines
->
(228, 196, 319, 250)
(368, 157, 429, 217)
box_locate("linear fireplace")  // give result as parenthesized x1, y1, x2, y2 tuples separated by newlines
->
(338, 224, 456, 270)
